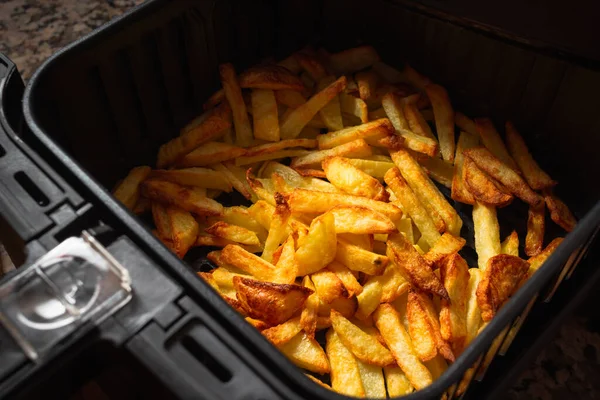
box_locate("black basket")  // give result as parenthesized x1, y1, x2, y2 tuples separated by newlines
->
(3, 0, 600, 398)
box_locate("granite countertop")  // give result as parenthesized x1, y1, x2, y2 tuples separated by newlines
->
(2, 1, 600, 399)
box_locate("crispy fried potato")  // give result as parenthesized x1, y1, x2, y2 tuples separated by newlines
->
(205, 221, 260, 246)
(219, 63, 253, 146)
(262, 193, 292, 262)
(455, 112, 477, 136)
(262, 316, 302, 346)
(296, 212, 337, 275)
(221, 244, 278, 280)
(196, 235, 261, 252)
(319, 295, 358, 321)
(501, 231, 520, 257)
(355, 280, 383, 321)
(220, 206, 267, 239)
(374, 304, 433, 390)
(198, 271, 219, 291)
(472, 201, 501, 270)
(157, 104, 231, 167)
(356, 70, 379, 101)
(280, 76, 347, 139)
(279, 332, 330, 374)
(164, 207, 199, 258)
(326, 262, 362, 297)
(527, 237, 564, 274)
(475, 118, 519, 171)
(463, 157, 513, 207)
(476, 255, 530, 322)
(324, 205, 396, 235)
(418, 156, 453, 189)
(425, 84, 455, 162)
(275, 236, 299, 285)
(338, 233, 373, 251)
(384, 167, 441, 247)
(465, 268, 483, 348)
(234, 276, 312, 325)
(291, 138, 372, 169)
(141, 180, 223, 216)
(326, 329, 365, 396)
(391, 149, 462, 235)
(384, 366, 414, 397)
(387, 233, 449, 300)
(336, 238, 388, 275)
(329, 45, 380, 74)
(113, 166, 151, 209)
(246, 200, 275, 230)
(505, 121, 556, 190)
(424, 233, 467, 266)
(312, 270, 347, 304)
(526, 203, 545, 256)
(238, 65, 305, 91)
(152, 203, 174, 250)
(300, 276, 319, 338)
(367, 263, 410, 303)
(251, 89, 280, 142)
(451, 131, 479, 204)
(236, 149, 310, 166)
(406, 291, 437, 362)
(296, 52, 327, 81)
(357, 359, 386, 398)
(318, 119, 394, 149)
(317, 76, 344, 131)
(404, 64, 431, 91)
(212, 162, 253, 200)
(178, 142, 246, 167)
(439, 254, 469, 351)
(331, 310, 394, 366)
(346, 158, 394, 179)
(544, 192, 577, 232)
(340, 93, 369, 123)
(150, 168, 232, 192)
(323, 156, 388, 201)
(405, 103, 436, 141)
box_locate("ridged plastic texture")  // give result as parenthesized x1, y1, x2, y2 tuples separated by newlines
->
(21, 0, 600, 399)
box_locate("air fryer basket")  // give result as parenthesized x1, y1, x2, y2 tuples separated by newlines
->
(20, 0, 600, 398)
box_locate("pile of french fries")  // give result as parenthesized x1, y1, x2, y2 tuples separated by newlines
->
(112, 45, 578, 398)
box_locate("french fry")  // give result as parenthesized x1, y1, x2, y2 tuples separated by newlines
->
(472, 201, 501, 270)
(346, 158, 395, 179)
(251, 89, 280, 142)
(279, 332, 330, 374)
(262, 316, 303, 346)
(327, 261, 363, 297)
(262, 193, 291, 262)
(234, 276, 312, 325)
(384, 167, 441, 247)
(324, 205, 397, 235)
(326, 329, 365, 396)
(425, 84, 455, 162)
(274, 236, 298, 285)
(544, 192, 577, 232)
(404, 103, 436, 141)
(296, 212, 337, 275)
(418, 156, 454, 189)
(356, 70, 379, 101)
(384, 366, 414, 397)
(291, 138, 372, 169)
(141, 180, 223, 217)
(340, 93, 368, 123)
(424, 233, 467, 266)
(505, 121, 556, 190)
(212, 162, 253, 200)
(464, 147, 543, 207)
(336, 238, 388, 275)
(451, 131, 479, 204)
(465, 268, 483, 346)
(329, 45, 380, 74)
(367, 263, 411, 303)
(525, 203, 545, 256)
(318, 119, 394, 149)
(439, 254, 469, 351)
(317, 76, 344, 131)
(391, 149, 462, 235)
(357, 360, 387, 399)
(463, 157, 514, 207)
(474, 118, 518, 171)
(178, 142, 246, 167)
(157, 103, 231, 167)
(205, 221, 260, 246)
(219, 63, 253, 146)
(355, 280, 383, 320)
(152, 203, 174, 249)
(311, 270, 347, 304)
(150, 168, 232, 192)
(296, 52, 327, 81)
(275, 90, 307, 108)
(527, 237, 564, 274)
(221, 245, 277, 280)
(323, 156, 388, 201)
(113, 166, 151, 209)
(300, 276, 319, 338)
(406, 291, 438, 362)
(501, 231, 520, 257)
(238, 65, 305, 91)
(338, 233, 373, 251)
(196, 235, 261, 252)
(236, 149, 310, 166)
(387, 233, 449, 300)
(247, 200, 275, 230)
(476, 255, 530, 322)
(280, 76, 347, 139)
(455, 112, 477, 136)
(374, 304, 433, 390)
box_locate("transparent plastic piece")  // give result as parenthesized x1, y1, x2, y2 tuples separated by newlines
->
(0, 231, 132, 362)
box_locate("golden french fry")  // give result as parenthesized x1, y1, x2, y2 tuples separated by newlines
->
(279, 332, 330, 374)
(472, 201, 501, 270)
(455, 112, 477, 136)
(367, 263, 410, 303)
(505, 121, 556, 190)
(384, 167, 441, 247)
(340, 93, 369, 123)
(291, 138, 373, 169)
(374, 304, 433, 390)
(234, 276, 312, 326)
(317, 76, 344, 131)
(387, 233, 449, 300)
(476, 255, 530, 322)
(501, 231, 520, 257)
(300, 276, 319, 338)
(141, 179, 223, 217)
(150, 168, 232, 192)
(338, 233, 373, 251)
(464, 147, 542, 207)
(356, 70, 379, 101)
(205, 221, 260, 246)
(463, 157, 514, 207)
(329, 45, 380, 74)
(451, 131, 479, 204)
(406, 291, 438, 362)
(221, 245, 277, 280)
(246, 200, 275, 230)
(219, 63, 253, 146)
(346, 158, 394, 179)
(544, 191, 577, 232)
(157, 103, 231, 167)
(323, 156, 388, 201)
(262, 193, 292, 262)
(424, 233, 467, 266)
(296, 212, 337, 275)
(355, 280, 383, 320)
(251, 89, 280, 142)
(439, 254, 469, 351)
(425, 84, 455, 162)
(280, 76, 347, 139)
(211, 162, 253, 200)
(336, 238, 388, 275)
(238, 65, 305, 91)
(357, 359, 386, 398)
(311, 270, 347, 304)
(318, 119, 394, 149)
(326, 329, 365, 396)
(384, 366, 414, 397)
(113, 166, 151, 209)
(418, 156, 453, 189)
(391, 149, 462, 235)
(196, 235, 261, 253)
(405, 103, 436, 141)
(475, 118, 518, 171)
(324, 205, 397, 235)
(327, 261, 363, 297)
(236, 149, 310, 166)
(178, 142, 246, 167)
(262, 316, 302, 346)
(410, 289, 455, 362)
(275, 236, 299, 285)
(525, 203, 545, 257)
(220, 206, 267, 239)
(527, 237, 564, 275)
(465, 268, 483, 348)
(152, 203, 174, 249)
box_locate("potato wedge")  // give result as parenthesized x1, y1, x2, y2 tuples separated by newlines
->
(455, 112, 477, 136)
(329, 45, 380, 74)
(238, 65, 305, 91)
(141, 180, 223, 217)
(296, 212, 337, 275)
(544, 191, 577, 232)
(316, 76, 344, 131)
(323, 156, 388, 201)
(357, 360, 386, 399)
(387, 233, 449, 300)
(219, 63, 253, 146)
(472, 201, 501, 270)
(326, 329, 365, 396)
(324, 205, 396, 235)
(150, 168, 232, 192)
(501, 231, 520, 257)
(525, 203, 545, 257)
(439, 254, 469, 351)
(262, 316, 303, 346)
(384, 366, 414, 397)
(205, 221, 260, 246)
(463, 157, 513, 207)
(374, 304, 433, 390)
(113, 166, 151, 209)
(251, 89, 280, 142)
(451, 131, 479, 204)
(279, 332, 330, 374)
(475, 118, 518, 171)
(464, 147, 542, 206)
(476, 255, 530, 322)
(178, 142, 246, 167)
(234, 276, 312, 325)
(300, 276, 319, 338)
(336, 238, 388, 275)
(280, 76, 347, 139)
(424, 233, 467, 266)
(318, 119, 394, 149)
(355, 280, 383, 321)
(425, 84, 455, 162)
(291, 138, 372, 169)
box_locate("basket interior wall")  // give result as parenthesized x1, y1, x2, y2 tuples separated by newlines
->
(28, 0, 600, 215)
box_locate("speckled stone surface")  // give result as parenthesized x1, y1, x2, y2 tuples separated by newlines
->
(2, 1, 600, 399)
